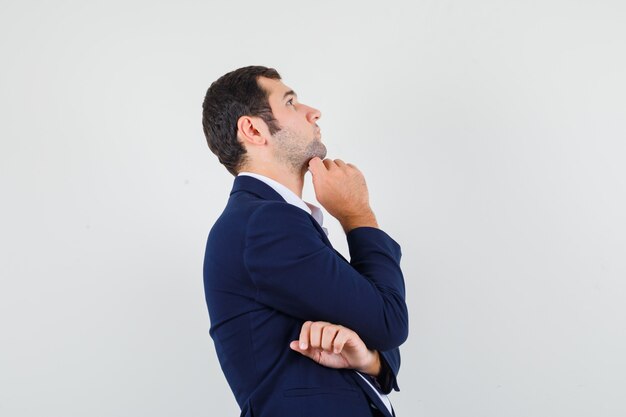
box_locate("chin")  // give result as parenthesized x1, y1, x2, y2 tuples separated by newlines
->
(307, 141, 327, 160)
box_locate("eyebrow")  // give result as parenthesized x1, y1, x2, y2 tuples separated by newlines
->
(282, 90, 298, 101)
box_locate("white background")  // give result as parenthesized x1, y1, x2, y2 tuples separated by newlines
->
(1, 1, 625, 416)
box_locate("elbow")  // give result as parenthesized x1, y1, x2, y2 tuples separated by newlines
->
(386, 319, 409, 350)
(368, 309, 409, 351)
(370, 328, 408, 352)
(395, 319, 409, 347)
(387, 299, 409, 348)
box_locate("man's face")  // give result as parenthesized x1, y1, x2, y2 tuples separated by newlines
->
(257, 77, 327, 172)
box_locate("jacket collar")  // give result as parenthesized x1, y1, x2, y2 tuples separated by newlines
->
(230, 175, 286, 203)
(230, 174, 349, 262)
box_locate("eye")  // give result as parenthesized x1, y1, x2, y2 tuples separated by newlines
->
(287, 98, 295, 106)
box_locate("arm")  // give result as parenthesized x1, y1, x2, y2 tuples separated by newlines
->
(244, 202, 408, 351)
(289, 321, 402, 393)
(245, 158, 408, 351)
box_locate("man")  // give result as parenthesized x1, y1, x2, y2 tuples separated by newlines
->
(201, 66, 408, 417)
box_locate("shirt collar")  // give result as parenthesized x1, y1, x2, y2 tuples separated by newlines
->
(238, 172, 326, 233)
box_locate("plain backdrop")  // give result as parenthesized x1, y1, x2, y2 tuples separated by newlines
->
(1, 0, 625, 416)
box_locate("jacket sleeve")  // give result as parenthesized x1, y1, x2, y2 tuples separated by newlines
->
(243, 202, 408, 351)
(379, 348, 401, 393)
(357, 347, 401, 394)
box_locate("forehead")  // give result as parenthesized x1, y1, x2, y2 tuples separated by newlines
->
(257, 77, 294, 102)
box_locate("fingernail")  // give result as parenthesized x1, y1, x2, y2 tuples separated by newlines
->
(300, 343, 307, 349)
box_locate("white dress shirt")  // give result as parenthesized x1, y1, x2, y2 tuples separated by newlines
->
(238, 172, 393, 416)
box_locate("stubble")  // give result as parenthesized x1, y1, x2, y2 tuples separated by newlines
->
(272, 128, 327, 173)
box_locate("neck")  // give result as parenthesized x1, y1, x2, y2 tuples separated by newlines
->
(240, 164, 306, 198)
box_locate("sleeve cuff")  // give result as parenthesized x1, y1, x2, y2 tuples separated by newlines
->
(358, 353, 397, 395)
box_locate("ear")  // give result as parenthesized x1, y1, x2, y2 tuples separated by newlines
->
(237, 115, 269, 147)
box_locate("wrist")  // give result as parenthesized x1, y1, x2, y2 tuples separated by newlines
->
(339, 210, 378, 233)
(359, 349, 381, 377)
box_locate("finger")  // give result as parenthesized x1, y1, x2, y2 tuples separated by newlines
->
(289, 340, 315, 360)
(322, 158, 335, 170)
(321, 325, 340, 352)
(290, 340, 307, 353)
(307, 157, 326, 176)
(299, 321, 312, 350)
(334, 159, 346, 167)
(332, 327, 354, 354)
(309, 321, 325, 348)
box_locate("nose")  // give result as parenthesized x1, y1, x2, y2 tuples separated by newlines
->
(306, 105, 321, 124)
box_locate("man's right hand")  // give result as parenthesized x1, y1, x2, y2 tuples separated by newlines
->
(307, 157, 379, 232)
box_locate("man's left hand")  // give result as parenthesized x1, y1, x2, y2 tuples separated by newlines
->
(289, 321, 381, 376)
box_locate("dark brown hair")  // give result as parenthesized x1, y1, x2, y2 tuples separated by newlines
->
(202, 66, 282, 176)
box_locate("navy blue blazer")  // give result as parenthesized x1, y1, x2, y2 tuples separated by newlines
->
(203, 175, 409, 417)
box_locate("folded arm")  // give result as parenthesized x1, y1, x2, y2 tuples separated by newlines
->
(290, 320, 401, 393)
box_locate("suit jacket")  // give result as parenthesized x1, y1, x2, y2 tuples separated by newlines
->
(203, 175, 409, 417)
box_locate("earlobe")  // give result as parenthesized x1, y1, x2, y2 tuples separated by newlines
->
(237, 115, 268, 146)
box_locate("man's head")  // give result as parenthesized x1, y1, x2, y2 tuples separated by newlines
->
(202, 66, 325, 176)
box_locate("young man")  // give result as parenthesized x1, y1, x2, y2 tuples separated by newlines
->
(201, 66, 408, 417)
